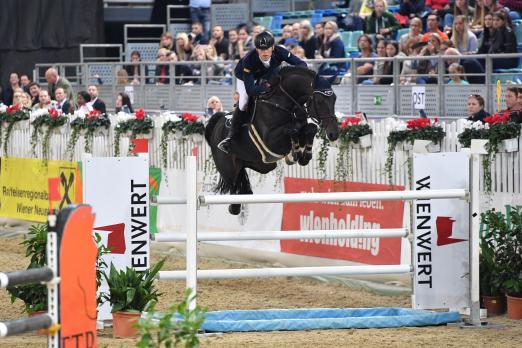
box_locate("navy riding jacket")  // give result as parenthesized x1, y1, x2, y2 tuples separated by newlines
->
(234, 45, 307, 97)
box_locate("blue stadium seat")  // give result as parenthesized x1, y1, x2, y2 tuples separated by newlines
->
(388, 5, 400, 13)
(271, 15, 283, 30)
(396, 28, 410, 41)
(350, 30, 363, 50)
(341, 31, 352, 48)
(311, 13, 323, 26)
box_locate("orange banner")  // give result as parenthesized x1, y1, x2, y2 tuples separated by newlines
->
(280, 178, 405, 265)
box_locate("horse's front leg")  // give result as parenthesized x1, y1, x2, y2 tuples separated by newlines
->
(298, 123, 318, 166)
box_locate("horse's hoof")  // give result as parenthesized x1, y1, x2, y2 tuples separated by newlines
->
(229, 204, 241, 215)
(285, 155, 295, 165)
(298, 154, 312, 166)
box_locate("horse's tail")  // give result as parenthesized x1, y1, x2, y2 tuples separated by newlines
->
(215, 167, 251, 195)
(205, 112, 225, 143)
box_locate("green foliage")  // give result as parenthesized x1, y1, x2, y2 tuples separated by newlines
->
(94, 232, 112, 306)
(7, 224, 48, 314)
(338, 124, 372, 146)
(1, 110, 30, 157)
(316, 129, 329, 179)
(66, 116, 111, 158)
(101, 259, 165, 313)
(137, 289, 206, 348)
(481, 208, 522, 297)
(335, 124, 373, 182)
(30, 113, 68, 161)
(114, 117, 154, 156)
(457, 128, 489, 148)
(160, 119, 205, 172)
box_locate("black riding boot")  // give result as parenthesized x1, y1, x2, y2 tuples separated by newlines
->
(218, 109, 246, 154)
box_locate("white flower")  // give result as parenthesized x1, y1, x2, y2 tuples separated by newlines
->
(0, 104, 7, 113)
(165, 113, 181, 123)
(31, 109, 48, 118)
(471, 121, 485, 130)
(116, 111, 132, 123)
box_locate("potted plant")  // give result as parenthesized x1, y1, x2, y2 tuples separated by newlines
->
(385, 117, 445, 185)
(334, 116, 373, 181)
(66, 110, 110, 159)
(114, 108, 154, 156)
(6, 224, 48, 315)
(30, 108, 68, 161)
(479, 210, 507, 315)
(101, 259, 165, 338)
(0, 104, 30, 157)
(457, 120, 489, 149)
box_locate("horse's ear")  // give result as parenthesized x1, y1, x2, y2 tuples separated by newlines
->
(328, 74, 337, 85)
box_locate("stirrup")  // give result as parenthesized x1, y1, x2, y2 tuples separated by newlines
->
(217, 137, 231, 154)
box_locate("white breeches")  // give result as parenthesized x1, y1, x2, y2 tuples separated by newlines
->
(236, 79, 249, 111)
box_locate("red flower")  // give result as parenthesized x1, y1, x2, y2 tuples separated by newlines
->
(181, 112, 200, 123)
(484, 112, 510, 124)
(6, 104, 20, 113)
(49, 108, 59, 118)
(340, 117, 361, 129)
(406, 118, 431, 129)
(87, 109, 101, 119)
(135, 108, 145, 120)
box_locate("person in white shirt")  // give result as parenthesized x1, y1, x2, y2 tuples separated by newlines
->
(54, 88, 71, 114)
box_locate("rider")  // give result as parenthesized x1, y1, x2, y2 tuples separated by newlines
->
(217, 31, 307, 153)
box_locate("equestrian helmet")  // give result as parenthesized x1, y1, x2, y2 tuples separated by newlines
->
(254, 31, 275, 49)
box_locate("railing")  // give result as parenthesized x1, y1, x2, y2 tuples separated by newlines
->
(5, 116, 521, 195)
(35, 53, 522, 117)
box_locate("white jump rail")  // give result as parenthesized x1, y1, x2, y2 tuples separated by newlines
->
(153, 156, 481, 327)
(0, 216, 59, 347)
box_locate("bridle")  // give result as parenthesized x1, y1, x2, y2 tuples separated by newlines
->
(257, 82, 311, 118)
(309, 89, 337, 125)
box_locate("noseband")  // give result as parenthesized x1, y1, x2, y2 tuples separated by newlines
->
(309, 89, 337, 125)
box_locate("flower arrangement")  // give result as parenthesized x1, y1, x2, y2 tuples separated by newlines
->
(457, 120, 489, 148)
(0, 104, 30, 157)
(385, 117, 445, 185)
(114, 108, 154, 156)
(334, 117, 373, 181)
(30, 108, 68, 162)
(476, 113, 521, 192)
(159, 112, 205, 170)
(66, 109, 110, 159)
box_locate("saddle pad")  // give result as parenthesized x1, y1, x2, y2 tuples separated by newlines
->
(248, 124, 284, 164)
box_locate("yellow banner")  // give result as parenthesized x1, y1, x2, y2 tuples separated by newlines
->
(0, 157, 80, 222)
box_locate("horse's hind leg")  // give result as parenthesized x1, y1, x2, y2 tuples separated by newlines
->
(298, 123, 318, 166)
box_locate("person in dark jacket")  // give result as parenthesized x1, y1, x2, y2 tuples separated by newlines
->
(298, 20, 317, 59)
(217, 31, 307, 153)
(366, 0, 401, 39)
(467, 94, 490, 122)
(317, 21, 347, 76)
(489, 11, 518, 70)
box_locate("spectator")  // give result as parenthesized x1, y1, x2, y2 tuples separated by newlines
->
(485, 0, 505, 14)
(227, 29, 243, 60)
(467, 94, 489, 122)
(499, 0, 522, 20)
(366, 0, 400, 39)
(359, 0, 387, 19)
(206, 96, 223, 116)
(355, 34, 377, 83)
(489, 11, 518, 69)
(317, 21, 347, 76)
(232, 91, 240, 109)
(210, 25, 229, 60)
(451, 15, 478, 53)
(189, 0, 210, 35)
(440, 39, 455, 50)
(447, 62, 470, 84)
(372, 39, 387, 84)
(278, 25, 293, 45)
(155, 48, 171, 85)
(443, 0, 475, 29)
(478, 12, 494, 53)
(55, 87, 71, 114)
(28, 82, 41, 106)
(399, 17, 423, 54)
(20, 74, 31, 93)
(115, 92, 133, 113)
(124, 50, 144, 85)
(444, 47, 485, 84)
(75, 91, 93, 115)
(21, 92, 32, 110)
(399, 0, 426, 19)
(116, 69, 129, 85)
(314, 22, 324, 47)
(298, 20, 317, 59)
(175, 33, 192, 61)
(291, 46, 307, 60)
(426, 0, 451, 16)
(284, 23, 300, 46)
(252, 25, 266, 44)
(471, 0, 487, 33)
(422, 14, 450, 41)
(416, 33, 442, 84)
(160, 32, 174, 50)
(11, 89, 24, 108)
(189, 22, 209, 46)
(379, 40, 400, 84)
(46, 68, 72, 101)
(32, 90, 56, 111)
(2, 72, 21, 106)
(204, 44, 225, 79)
(401, 38, 424, 85)
(87, 85, 107, 115)
(238, 26, 253, 50)
(503, 87, 522, 122)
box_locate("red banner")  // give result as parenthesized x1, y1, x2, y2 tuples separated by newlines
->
(280, 178, 405, 265)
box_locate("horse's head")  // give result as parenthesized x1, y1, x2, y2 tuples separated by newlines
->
(275, 66, 316, 104)
(311, 75, 339, 141)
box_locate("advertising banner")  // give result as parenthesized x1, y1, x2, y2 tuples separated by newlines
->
(413, 152, 470, 310)
(0, 157, 80, 222)
(280, 178, 405, 265)
(83, 156, 149, 319)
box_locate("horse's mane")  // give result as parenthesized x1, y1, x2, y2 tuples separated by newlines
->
(278, 66, 317, 80)
(314, 75, 333, 90)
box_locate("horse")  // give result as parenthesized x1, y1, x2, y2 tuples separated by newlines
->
(205, 66, 339, 215)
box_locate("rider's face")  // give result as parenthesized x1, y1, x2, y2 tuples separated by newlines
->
(257, 46, 274, 61)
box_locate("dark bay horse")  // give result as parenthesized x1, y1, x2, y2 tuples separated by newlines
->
(205, 66, 339, 214)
